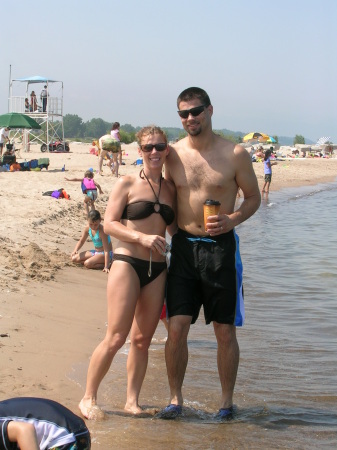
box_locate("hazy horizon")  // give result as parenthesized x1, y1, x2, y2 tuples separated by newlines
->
(1, 0, 336, 143)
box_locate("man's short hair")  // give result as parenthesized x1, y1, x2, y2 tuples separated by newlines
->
(177, 87, 211, 108)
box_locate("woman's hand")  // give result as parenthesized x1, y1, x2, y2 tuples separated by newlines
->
(140, 234, 167, 255)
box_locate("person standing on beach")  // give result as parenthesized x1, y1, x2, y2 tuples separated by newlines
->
(79, 125, 176, 419)
(159, 87, 261, 420)
(98, 134, 120, 177)
(65, 169, 103, 216)
(110, 121, 123, 168)
(30, 91, 37, 112)
(262, 149, 277, 194)
(0, 127, 10, 156)
(40, 85, 48, 112)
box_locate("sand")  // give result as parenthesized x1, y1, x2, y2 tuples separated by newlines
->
(0, 142, 336, 440)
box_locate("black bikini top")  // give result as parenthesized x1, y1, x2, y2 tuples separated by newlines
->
(121, 170, 175, 226)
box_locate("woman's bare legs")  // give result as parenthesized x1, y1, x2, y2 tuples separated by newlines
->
(113, 153, 119, 178)
(79, 261, 140, 419)
(124, 271, 166, 414)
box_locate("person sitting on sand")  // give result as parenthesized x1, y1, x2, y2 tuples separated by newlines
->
(65, 169, 103, 216)
(255, 146, 264, 161)
(71, 209, 112, 273)
(0, 397, 91, 450)
(79, 125, 176, 419)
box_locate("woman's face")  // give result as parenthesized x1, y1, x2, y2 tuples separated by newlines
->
(139, 133, 168, 169)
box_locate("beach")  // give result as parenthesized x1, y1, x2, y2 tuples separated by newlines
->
(1, 143, 337, 448)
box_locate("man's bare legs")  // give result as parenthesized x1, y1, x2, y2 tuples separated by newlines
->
(213, 322, 239, 409)
(164, 315, 192, 406)
(125, 273, 165, 414)
(163, 319, 239, 415)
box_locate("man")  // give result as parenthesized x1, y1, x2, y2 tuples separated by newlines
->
(160, 87, 261, 420)
(0, 397, 91, 449)
(40, 85, 48, 112)
(0, 127, 10, 157)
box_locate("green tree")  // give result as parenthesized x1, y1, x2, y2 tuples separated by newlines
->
(63, 114, 84, 138)
(120, 129, 136, 144)
(273, 136, 279, 144)
(121, 123, 137, 133)
(84, 118, 110, 138)
(293, 134, 305, 145)
(178, 130, 187, 140)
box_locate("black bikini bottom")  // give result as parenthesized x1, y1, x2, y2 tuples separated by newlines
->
(113, 254, 167, 287)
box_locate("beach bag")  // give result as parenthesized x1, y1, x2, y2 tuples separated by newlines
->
(38, 158, 50, 170)
(10, 163, 21, 172)
(29, 159, 39, 169)
(19, 161, 30, 171)
(102, 138, 120, 152)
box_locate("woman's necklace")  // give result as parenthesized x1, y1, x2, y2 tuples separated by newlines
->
(140, 169, 162, 209)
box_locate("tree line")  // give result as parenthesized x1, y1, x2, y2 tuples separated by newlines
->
(61, 114, 305, 146)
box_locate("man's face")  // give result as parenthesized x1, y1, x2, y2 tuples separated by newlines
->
(177, 100, 212, 136)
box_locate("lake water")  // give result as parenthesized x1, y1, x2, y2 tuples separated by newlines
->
(73, 181, 337, 449)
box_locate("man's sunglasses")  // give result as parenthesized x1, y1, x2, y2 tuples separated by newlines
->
(177, 104, 209, 119)
(140, 143, 167, 152)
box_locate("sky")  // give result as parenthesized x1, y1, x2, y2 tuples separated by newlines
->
(2, 0, 336, 143)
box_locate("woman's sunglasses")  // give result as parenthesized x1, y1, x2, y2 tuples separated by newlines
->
(140, 143, 167, 152)
(177, 104, 209, 119)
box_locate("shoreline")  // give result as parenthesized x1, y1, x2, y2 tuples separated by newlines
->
(1, 142, 336, 436)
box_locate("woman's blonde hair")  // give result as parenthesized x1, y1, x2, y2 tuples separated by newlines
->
(136, 125, 167, 145)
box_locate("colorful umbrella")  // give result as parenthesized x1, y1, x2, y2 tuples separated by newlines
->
(243, 132, 271, 142)
(0, 112, 41, 129)
(243, 132, 263, 142)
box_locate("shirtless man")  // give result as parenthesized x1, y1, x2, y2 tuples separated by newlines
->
(160, 87, 261, 420)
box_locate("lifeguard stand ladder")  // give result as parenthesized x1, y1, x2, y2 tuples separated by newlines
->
(8, 75, 65, 152)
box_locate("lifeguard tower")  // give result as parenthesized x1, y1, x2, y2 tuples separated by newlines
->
(8, 75, 65, 152)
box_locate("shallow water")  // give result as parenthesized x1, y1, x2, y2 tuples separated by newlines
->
(73, 182, 337, 449)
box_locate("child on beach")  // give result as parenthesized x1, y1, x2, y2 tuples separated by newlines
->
(65, 169, 103, 215)
(262, 149, 277, 193)
(71, 209, 112, 272)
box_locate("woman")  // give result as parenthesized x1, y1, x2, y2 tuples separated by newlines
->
(110, 121, 123, 169)
(30, 91, 37, 112)
(79, 126, 176, 418)
(98, 134, 119, 177)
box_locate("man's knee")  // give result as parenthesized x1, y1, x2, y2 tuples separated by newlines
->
(168, 316, 191, 343)
(214, 323, 237, 346)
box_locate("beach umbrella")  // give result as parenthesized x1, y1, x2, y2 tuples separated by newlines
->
(316, 136, 330, 146)
(0, 112, 41, 129)
(262, 135, 276, 143)
(243, 132, 263, 142)
(242, 132, 271, 142)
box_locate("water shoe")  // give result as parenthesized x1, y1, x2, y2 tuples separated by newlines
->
(156, 404, 182, 420)
(215, 406, 234, 421)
